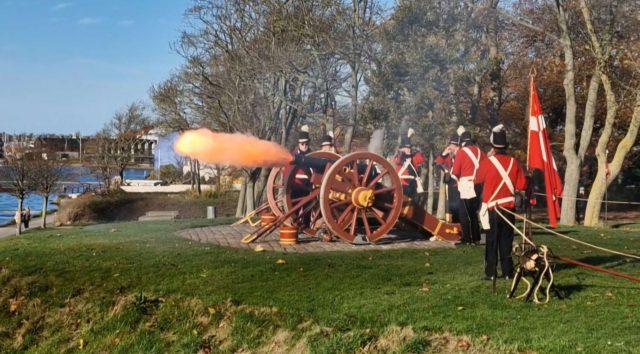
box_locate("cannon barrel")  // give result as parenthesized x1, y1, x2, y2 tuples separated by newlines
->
(291, 153, 336, 170)
(291, 153, 376, 177)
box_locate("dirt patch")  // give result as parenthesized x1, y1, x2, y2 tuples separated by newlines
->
(55, 191, 239, 225)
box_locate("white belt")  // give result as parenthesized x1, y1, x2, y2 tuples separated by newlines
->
(295, 174, 309, 179)
(480, 197, 515, 230)
(486, 196, 515, 209)
(400, 175, 415, 179)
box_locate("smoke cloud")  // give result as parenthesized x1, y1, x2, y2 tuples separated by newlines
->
(367, 129, 385, 155)
(174, 129, 293, 168)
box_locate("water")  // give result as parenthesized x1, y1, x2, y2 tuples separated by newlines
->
(0, 167, 151, 226)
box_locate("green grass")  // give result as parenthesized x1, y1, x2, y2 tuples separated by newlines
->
(0, 219, 639, 353)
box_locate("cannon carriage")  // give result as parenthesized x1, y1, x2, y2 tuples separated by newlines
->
(242, 151, 462, 244)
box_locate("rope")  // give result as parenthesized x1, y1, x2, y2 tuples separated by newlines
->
(534, 192, 640, 205)
(533, 246, 552, 304)
(499, 207, 640, 261)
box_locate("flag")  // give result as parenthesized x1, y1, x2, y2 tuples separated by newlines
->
(528, 77, 563, 228)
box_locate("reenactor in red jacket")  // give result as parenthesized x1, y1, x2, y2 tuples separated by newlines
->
(435, 127, 464, 223)
(452, 130, 486, 245)
(393, 129, 425, 199)
(476, 125, 528, 280)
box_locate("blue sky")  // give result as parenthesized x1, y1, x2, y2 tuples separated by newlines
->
(0, 0, 189, 135)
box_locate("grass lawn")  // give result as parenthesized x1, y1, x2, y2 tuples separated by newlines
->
(0, 219, 638, 354)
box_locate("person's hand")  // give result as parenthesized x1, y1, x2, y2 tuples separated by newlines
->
(443, 146, 451, 155)
(487, 148, 495, 157)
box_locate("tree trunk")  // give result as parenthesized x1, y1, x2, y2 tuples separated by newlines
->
(236, 175, 247, 217)
(485, 0, 502, 128)
(189, 159, 195, 190)
(427, 150, 434, 215)
(343, 62, 358, 153)
(245, 170, 255, 214)
(437, 172, 446, 220)
(255, 167, 270, 206)
(554, 0, 579, 226)
(42, 195, 48, 229)
(419, 162, 429, 208)
(585, 90, 640, 226)
(195, 160, 202, 196)
(16, 198, 23, 236)
(448, 71, 458, 124)
(469, 72, 483, 124)
(343, 0, 361, 154)
(578, 71, 601, 161)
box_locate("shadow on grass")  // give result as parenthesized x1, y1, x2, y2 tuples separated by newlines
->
(610, 222, 640, 229)
(554, 255, 638, 272)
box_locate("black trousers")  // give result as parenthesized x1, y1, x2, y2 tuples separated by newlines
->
(447, 183, 460, 223)
(458, 184, 482, 243)
(292, 188, 311, 227)
(403, 184, 417, 200)
(485, 208, 515, 278)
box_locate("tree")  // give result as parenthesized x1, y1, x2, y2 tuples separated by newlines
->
(579, 0, 640, 226)
(29, 149, 71, 228)
(86, 129, 114, 191)
(0, 150, 33, 235)
(150, 76, 203, 195)
(102, 102, 150, 182)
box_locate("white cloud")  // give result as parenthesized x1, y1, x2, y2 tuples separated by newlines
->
(52, 2, 72, 11)
(117, 20, 134, 27)
(77, 17, 101, 25)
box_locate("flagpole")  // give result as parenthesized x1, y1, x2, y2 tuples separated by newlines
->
(527, 68, 536, 170)
(526, 68, 536, 241)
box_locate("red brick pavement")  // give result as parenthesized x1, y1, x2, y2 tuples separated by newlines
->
(176, 224, 455, 253)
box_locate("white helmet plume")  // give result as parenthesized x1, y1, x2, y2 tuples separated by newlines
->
(407, 128, 415, 137)
(301, 125, 309, 132)
(456, 125, 466, 136)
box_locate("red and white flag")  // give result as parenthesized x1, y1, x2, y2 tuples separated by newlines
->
(528, 78, 563, 228)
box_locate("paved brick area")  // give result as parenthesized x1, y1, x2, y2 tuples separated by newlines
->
(176, 224, 455, 253)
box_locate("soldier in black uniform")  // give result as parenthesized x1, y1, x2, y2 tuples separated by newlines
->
(436, 130, 462, 223)
(284, 125, 313, 227)
(321, 131, 335, 153)
(576, 186, 587, 224)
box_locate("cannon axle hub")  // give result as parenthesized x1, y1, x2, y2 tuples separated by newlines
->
(352, 187, 375, 208)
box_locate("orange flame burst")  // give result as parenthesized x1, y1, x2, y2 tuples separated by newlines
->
(174, 129, 293, 168)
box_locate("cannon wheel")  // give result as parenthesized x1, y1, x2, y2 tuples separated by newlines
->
(319, 152, 403, 243)
(266, 167, 286, 217)
(267, 151, 340, 218)
(283, 151, 340, 235)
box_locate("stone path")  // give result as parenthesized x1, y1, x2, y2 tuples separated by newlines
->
(176, 224, 456, 253)
(0, 215, 57, 239)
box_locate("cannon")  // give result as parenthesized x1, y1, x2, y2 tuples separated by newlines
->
(242, 151, 462, 244)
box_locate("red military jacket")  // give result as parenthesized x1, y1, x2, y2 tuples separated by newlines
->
(452, 144, 485, 181)
(393, 151, 425, 187)
(435, 153, 457, 187)
(283, 148, 313, 187)
(475, 154, 528, 210)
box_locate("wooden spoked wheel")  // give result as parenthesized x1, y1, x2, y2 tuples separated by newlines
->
(266, 167, 286, 217)
(319, 152, 403, 243)
(282, 151, 340, 235)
